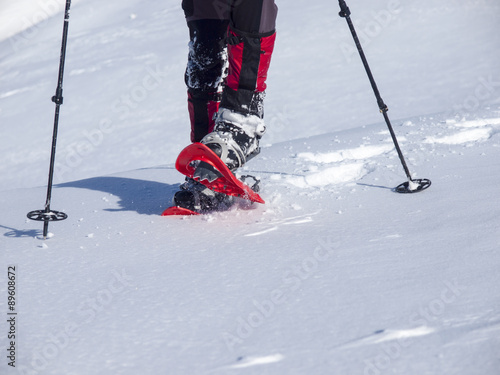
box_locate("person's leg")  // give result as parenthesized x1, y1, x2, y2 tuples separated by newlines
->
(182, 0, 229, 142)
(201, 0, 278, 170)
(222, 0, 278, 117)
(175, 0, 233, 211)
(175, 0, 278, 211)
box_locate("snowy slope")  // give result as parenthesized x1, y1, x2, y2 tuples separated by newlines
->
(1, 0, 500, 191)
(1, 0, 500, 374)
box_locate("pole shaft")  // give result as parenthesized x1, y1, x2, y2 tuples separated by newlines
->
(382, 112, 412, 180)
(344, 15, 387, 112)
(43, 0, 72, 237)
(55, 1, 71, 98)
(339, 0, 413, 181)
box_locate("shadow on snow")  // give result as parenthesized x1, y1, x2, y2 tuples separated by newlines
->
(59, 176, 178, 216)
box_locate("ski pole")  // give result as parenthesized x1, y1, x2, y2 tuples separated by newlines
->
(27, 0, 72, 238)
(338, 0, 431, 193)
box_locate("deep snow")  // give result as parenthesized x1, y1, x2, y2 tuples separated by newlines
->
(1, 0, 500, 374)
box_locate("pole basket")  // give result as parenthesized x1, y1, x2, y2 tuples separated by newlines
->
(27, 210, 68, 222)
(395, 179, 432, 194)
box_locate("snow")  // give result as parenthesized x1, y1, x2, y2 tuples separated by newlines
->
(424, 118, 497, 145)
(1, 0, 500, 374)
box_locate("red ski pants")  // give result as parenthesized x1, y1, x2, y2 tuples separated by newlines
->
(182, 0, 278, 142)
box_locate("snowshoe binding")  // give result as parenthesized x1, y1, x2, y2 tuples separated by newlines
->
(171, 177, 235, 214)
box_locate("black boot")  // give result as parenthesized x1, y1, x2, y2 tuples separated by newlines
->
(173, 178, 234, 213)
(200, 108, 265, 171)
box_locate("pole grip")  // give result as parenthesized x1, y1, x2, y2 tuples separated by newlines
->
(338, 0, 351, 17)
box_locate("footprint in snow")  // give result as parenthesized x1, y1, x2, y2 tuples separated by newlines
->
(209, 354, 284, 373)
(337, 326, 435, 350)
(231, 354, 284, 368)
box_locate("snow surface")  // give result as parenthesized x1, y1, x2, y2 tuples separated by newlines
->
(1, 0, 500, 374)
